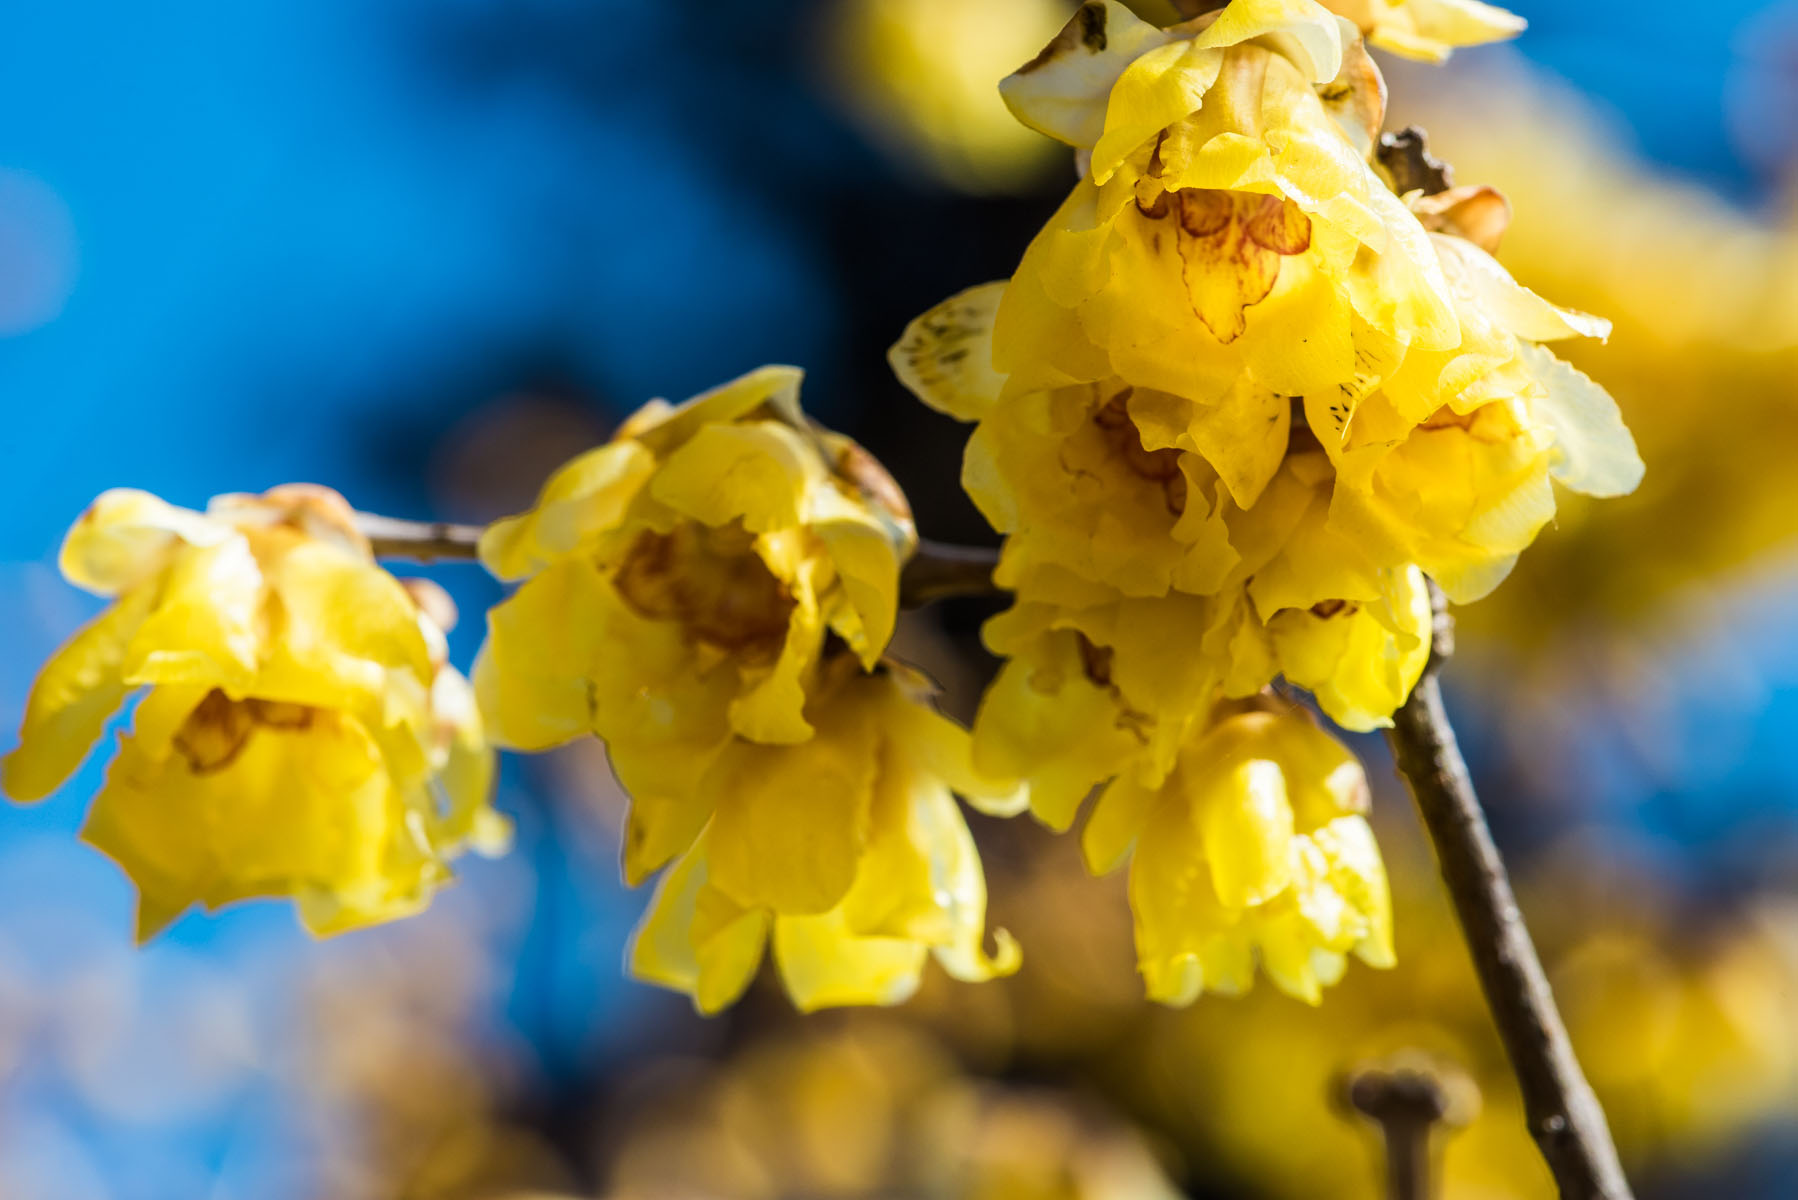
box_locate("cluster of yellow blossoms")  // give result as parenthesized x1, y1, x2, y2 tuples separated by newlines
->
(894, 0, 1639, 1003)
(3, 0, 1640, 1017)
(475, 367, 1022, 1012)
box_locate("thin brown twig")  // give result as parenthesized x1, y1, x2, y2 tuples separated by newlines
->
(358, 512, 485, 562)
(356, 514, 1006, 609)
(1385, 584, 1634, 1200)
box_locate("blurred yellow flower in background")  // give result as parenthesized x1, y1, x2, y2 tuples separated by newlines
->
(823, 0, 1067, 193)
(476, 365, 917, 888)
(604, 1018, 1181, 1200)
(3, 486, 507, 939)
(631, 662, 1023, 1014)
(1324, 0, 1525, 62)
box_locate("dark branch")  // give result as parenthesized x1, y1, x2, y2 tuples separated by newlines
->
(1384, 585, 1634, 1200)
(901, 539, 1003, 607)
(357, 514, 1005, 609)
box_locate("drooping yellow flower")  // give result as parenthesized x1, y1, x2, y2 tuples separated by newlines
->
(629, 662, 1023, 1014)
(1081, 701, 1393, 1005)
(474, 365, 916, 885)
(972, 546, 1425, 833)
(1322, 0, 1525, 62)
(3, 486, 507, 939)
(990, 0, 1457, 409)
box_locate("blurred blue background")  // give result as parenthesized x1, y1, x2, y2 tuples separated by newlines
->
(3, 1, 1797, 1197)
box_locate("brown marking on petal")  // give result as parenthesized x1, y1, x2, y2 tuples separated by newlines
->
(173, 690, 256, 774)
(613, 525, 795, 665)
(1015, 1, 1107, 75)
(1176, 189, 1233, 238)
(1075, 1, 1108, 50)
(1243, 194, 1312, 255)
(1316, 37, 1386, 157)
(1162, 470, 1189, 517)
(247, 698, 316, 730)
(1171, 190, 1285, 342)
(1087, 389, 1187, 517)
(1309, 598, 1359, 619)
(833, 439, 913, 529)
(1135, 189, 1171, 220)
(1077, 635, 1114, 687)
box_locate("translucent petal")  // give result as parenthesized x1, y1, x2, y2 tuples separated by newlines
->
(998, 1, 1173, 149)
(59, 489, 233, 597)
(1198, 759, 1296, 908)
(1523, 343, 1645, 498)
(889, 282, 1009, 422)
(2, 585, 156, 801)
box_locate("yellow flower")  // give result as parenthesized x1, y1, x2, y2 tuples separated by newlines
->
(1081, 702, 1393, 1005)
(1314, 195, 1645, 601)
(3, 486, 507, 939)
(971, 554, 1423, 835)
(990, 0, 1456, 408)
(629, 663, 1024, 1014)
(1322, 0, 1525, 61)
(474, 365, 916, 884)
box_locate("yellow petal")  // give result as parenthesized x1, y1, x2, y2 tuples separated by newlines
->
(649, 421, 820, 534)
(889, 282, 1009, 422)
(704, 703, 879, 914)
(477, 440, 657, 581)
(251, 538, 434, 713)
(628, 835, 772, 1015)
(472, 559, 613, 751)
(430, 666, 510, 858)
(886, 683, 1028, 817)
(625, 364, 807, 459)
(807, 486, 904, 669)
(1128, 787, 1229, 1006)
(1523, 343, 1644, 498)
(999, 1, 1173, 149)
(1194, 0, 1345, 84)
(1089, 38, 1224, 184)
(119, 536, 263, 694)
(773, 911, 930, 1012)
(1081, 771, 1161, 875)
(2, 585, 157, 801)
(1198, 759, 1296, 909)
(83, 707, 443, 941)
(59, 489, 232, 597)
(1314, 814, 1394, 967)
(972, 631, 1142, 831)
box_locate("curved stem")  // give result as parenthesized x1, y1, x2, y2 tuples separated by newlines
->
(356, 514, 1006, 609)
(1385, 586, 1634, 1200)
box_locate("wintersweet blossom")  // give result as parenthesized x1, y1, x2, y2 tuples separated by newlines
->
(474, 365, 916, 885)
(630, 662, 1023, 1013)
(3, 486, 505, 938)
(1082, 702, 1393, 1005)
